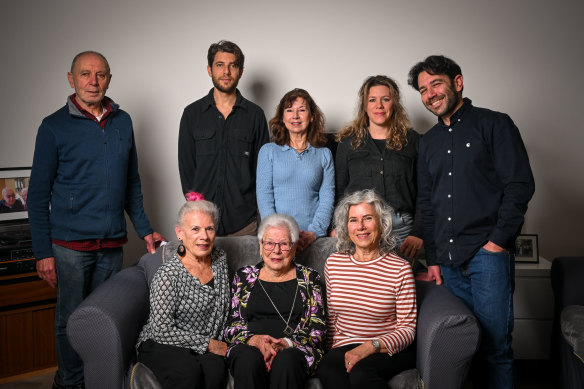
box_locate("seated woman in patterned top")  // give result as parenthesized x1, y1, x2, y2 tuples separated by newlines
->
(136, 197, 230, 389)
(317, 189, 417, 389)
(224, 213, 326, 389)
(256, 88, 335, 252)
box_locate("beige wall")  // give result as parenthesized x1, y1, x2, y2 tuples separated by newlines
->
(1, 0, 582, 265)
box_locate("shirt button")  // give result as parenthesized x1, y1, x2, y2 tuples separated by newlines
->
(449, 239, 454, 243)
(466, 143, 471, 147)
(448, 172, 452, 176)
(447, 150, 451, 154)
(380, 157, 383, 161)
(380, 170, 383, 175)
(448, 217, 452, 221)
(449, 128, 453, 132)
(448, 194, 452, 198)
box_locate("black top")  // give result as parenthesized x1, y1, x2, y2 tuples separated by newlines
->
(246, 278, 303, 339)
(418, 98, 535, 267)
(178, 89, 269, 235)
(335, 130, 422, 238)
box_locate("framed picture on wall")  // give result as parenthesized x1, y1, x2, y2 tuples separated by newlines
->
(515, 234, 539, 263)
(0, 167, 31, 222)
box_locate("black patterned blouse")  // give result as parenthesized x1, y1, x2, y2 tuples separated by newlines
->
(137, 247, 230, 354)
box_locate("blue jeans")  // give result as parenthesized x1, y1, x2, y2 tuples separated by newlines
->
(440, 247, 515, 389)
(391, 212, 414, 251)
(52, 244, 123, 387)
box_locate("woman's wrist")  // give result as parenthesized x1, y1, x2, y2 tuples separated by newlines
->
(283, 337, 293, 348)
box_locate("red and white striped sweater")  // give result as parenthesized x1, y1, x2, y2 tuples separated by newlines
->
(324, 252, 417, 355)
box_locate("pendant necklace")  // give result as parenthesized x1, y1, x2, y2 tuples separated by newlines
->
(257, 278, 299, 336)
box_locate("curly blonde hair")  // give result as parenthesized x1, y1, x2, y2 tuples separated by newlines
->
(336, 75, 410, 150)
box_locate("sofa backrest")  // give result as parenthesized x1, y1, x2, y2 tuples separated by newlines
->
(138, 236, 338, 286)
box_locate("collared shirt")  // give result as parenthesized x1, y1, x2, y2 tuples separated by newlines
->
(335, 130, 422, 238)
(418, 98, 535, 267)
(178, 89, 269, 235)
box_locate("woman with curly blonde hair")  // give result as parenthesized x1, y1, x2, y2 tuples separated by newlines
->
(334, 75, 423, 261)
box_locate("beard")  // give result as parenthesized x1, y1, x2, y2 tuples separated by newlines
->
(425, 86, 461, 119)
(212, 75, 239, 94)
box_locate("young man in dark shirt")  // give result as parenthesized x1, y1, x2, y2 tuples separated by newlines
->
(178, 40, 269, 236)
(409, 55, 535, 389)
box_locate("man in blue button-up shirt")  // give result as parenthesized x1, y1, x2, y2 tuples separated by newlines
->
(408, 55, 535, 389)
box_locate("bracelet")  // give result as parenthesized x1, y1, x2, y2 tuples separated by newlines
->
(283, 338, 293, 348)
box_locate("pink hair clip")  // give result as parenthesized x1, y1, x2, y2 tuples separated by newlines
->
(185, 191, 205, 202)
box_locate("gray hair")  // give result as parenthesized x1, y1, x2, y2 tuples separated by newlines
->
(71, 51, 110, 74)
(333, 189, 396, 255)
(176, 200, 219, 228)
(2, 187, 13, 197)
(257, 214, 300, 243)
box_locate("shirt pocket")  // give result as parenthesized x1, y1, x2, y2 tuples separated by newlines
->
(229, 128, 252, 158)
(347, 150, 373, 179)
(387, 151, 415, 178)
(194, 128, 216, 156)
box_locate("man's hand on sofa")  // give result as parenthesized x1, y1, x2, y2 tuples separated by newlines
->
(36, 257, 58, 288)
(208, 339, 228, 356)
(415, 265, 443, 285)
(143, 232, 167, 254)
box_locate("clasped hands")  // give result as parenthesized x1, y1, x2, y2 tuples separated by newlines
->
(247, 334, 290, 371)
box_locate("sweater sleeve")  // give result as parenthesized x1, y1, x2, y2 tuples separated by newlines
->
(124, 125, 153, 238)
(307, 148, 335, 237)
(256, 144, 276, 219)
(378, 263, 417, 355)
(324, 261, 336, 349)
(28, 123, 59, 260)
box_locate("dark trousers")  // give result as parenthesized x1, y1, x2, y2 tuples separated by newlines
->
(317, 344, 416, 389)
(227, 343, 308, 389)
(137, 340, 226, 389)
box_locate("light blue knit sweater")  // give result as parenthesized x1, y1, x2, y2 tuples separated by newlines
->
(256, 143, 335, 237)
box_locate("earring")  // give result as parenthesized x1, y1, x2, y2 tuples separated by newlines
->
(177, 240, 186, 256)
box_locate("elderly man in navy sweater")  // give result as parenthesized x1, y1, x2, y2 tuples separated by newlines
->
(28, 51, 164, 389)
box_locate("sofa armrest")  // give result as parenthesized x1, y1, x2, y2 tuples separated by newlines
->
(415, 281, 480, 389)
(67, 265, 150, 389)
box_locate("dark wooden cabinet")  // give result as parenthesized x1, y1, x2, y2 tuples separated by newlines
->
(0, 272, 57, 378)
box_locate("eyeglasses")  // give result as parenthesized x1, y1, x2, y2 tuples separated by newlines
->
(261, 240, 294, 252)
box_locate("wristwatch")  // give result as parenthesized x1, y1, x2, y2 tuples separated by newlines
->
(372, 339, 381, 352)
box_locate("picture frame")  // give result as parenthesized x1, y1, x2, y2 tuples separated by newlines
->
(515, 234, 539, 263)
(0, 167, 31, 223)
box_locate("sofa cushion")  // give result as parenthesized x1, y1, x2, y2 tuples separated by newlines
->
(561, 305, 584, 363)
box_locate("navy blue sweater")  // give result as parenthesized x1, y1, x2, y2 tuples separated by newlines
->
(28, 97, 152, 260)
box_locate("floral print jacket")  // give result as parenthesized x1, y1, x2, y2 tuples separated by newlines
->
(223, 261, 326, 374)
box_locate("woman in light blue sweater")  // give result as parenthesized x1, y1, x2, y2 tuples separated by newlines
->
(257, 89, 334, 251)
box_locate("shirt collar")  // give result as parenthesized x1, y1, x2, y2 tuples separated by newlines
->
(202, 88, 246, 112)
(281, 143, 313, 152)
(438, 97, 473, 126)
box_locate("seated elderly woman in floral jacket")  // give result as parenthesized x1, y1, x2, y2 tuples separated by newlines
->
(223, 213, 326, 389)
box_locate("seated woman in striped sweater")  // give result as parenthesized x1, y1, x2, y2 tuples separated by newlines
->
(317, 189, 417, 389)
(256, 88, 335, 252)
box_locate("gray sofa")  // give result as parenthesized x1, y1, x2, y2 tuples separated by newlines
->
(68, 236, 480, 389)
